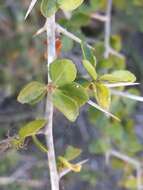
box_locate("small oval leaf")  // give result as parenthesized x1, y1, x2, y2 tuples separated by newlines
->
(81, 42, 96, 66)
(17, 81, 47, 105)
(64, 145, 82, 161)
(82, 59, 97, 80)
(110, 35, 122, 52)
(19, 119, 47, 139)
(32, 135, 48, 153)
(58, 0, 84, 11)
(94, 83, 111, 110)
(59, 82, 89, 107)
(41, 0, 58, 17)
(52, 89, 79, 122)
(50, 59, 77, 86)
(99, 70, 136, 83)
(76, 78, 91, 88)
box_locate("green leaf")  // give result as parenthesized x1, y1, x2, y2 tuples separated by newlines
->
(58, 0, 84, 11)
(19, 119, 47, 139)
(94, 83, 111, 110)
(61, 36, 74, 52)
(70, 13, 91, 28)
(81, 42, 96, 66)
(110, 35, 122, 52)
(90, 0, 106, 11)
(76, 78, 91, 88)
(64, 146, 82, 161)
(98, 58, 113, 70)
(106, 123, 123, 141)
(17, 81, 47, 105)
(50, 59, 77, 86)
(94, 41, 104, 59)
(99, 70, 136, 83)
(41, 0, 58, 17)
(82, 59, 97, 80)
(108, 55, 126, 70)
(60, 82, 89, 107)
(58, 156, 82, 172)
(32, 135, 48, 153)
(52, 89, 79, 122)
(89, 139, 110, 154)
(29, 92, 46, 105)
(111, 159, 125, 170)
(124, 177, 137, 188)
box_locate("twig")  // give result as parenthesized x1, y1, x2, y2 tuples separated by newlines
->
(87, 100, 120, 121)
(34, 23, 123, 59)
(12, 161, 36, 178)
(0, 177, 45, 187)
(91, 13, 108, 22)
(56, 24, 82, 44)
(105, 150, 110, 165)
(107, 149, 140, 167)
(104, 0, 112, 58)
(44, 16, 60, 190)
(57, 24, 124, 59)
(107, 149, 143, 190)
(106, 82, 139, 88)
(109, 47, 124, 59)
(34, 20, 48, 37)
(103, 0, 124, 59)
(0, 160, 37, 185)
(137, 166, 142, 190)
(111, 89, 143, 102)
(34, 22, 93, 49)
(56, 24, 94, 49)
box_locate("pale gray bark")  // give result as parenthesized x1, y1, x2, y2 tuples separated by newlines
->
(104, 0, 112, 58)
(44, 16, 60, 190)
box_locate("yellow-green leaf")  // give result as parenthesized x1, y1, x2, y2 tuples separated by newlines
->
(76, 78, 91, 88)
(99, 70, 136, 83)
(64, 146, 82, 161)
(110, 35, 122, 52)
(52, 89, 79, 122)
(19, 119, 47, 139)
(81, 42, 96, 66)
(17, 81, 47, 105)
(124, 177, 137, 188)
(58, 0, 84, 11)
(58, 156, 82, 172)
(50, 59, 77, 86)
(89, 139, 110, 154)
(41, 0, 58, 17)
(82, 59, 97, 80)
(32, 135, 48, 153)
(94, 83, 111, 110)
(59, 82, 89, 107)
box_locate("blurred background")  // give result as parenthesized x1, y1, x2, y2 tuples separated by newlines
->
(0, 0, 143, 189)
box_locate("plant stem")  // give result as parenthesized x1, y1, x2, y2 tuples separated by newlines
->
(56, 24, 93, 49)
(45, 16, 59, 190)
(104, 0, 112, 58)
(107, 149, 140, 167)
